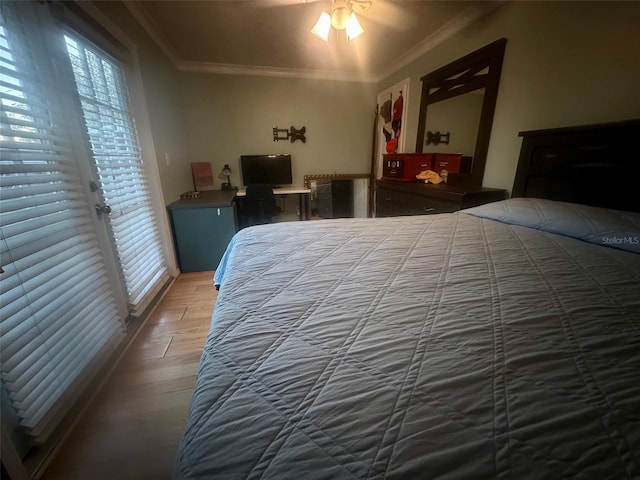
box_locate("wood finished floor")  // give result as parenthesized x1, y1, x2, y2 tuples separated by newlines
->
(41, 272, 216, 480)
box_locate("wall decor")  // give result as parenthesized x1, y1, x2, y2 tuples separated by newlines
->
(191, 162, 215, 191)
(426, 131, 451, 145)
(273, 125, 306, 143)
(373, 78, 410, 180)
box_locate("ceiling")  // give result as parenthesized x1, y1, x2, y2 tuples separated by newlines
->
(125, 0, 502, 82)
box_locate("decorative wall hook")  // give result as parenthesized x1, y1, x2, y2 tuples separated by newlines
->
(426, 131, 451, 146)
(273, 125, 306, 143)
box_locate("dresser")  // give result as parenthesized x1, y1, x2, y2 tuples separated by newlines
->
(376, 180, 506, 217)
(167, 191, 237, 272)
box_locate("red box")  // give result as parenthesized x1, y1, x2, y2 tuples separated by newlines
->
(382, 153, 433, 182)
(429, 153, 463, 174)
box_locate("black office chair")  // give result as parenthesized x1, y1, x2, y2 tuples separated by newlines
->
(243, 184, 281, 226)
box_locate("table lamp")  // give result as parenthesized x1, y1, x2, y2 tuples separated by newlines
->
(220, 164, 235, 191)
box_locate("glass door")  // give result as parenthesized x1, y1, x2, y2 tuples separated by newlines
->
(62, 32, 170, 318)
(0, 1, 128, 450)
(0, 0, 171, 460)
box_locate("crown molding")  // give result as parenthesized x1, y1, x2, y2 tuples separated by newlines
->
(123, 1, 180, 65)
(378, 1, 505, 82)
(177, 61, 379, 83)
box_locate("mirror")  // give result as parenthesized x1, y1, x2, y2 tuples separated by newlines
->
(304, 174, 372, 219)
(423, 89, 484, 157)
(416, 38, 507, 188)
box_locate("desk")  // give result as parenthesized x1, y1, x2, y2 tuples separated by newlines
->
(235, 186, 311, 221)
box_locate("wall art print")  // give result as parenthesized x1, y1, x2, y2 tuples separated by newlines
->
(375, 78, 409, 179)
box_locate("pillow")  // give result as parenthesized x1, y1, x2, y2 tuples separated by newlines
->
(462, 198, 640, 254)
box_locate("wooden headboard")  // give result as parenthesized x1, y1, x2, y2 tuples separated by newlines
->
(512, 120, 640, 212)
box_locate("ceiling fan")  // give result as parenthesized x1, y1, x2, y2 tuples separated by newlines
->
(310, 0, 372, 41)
(255, 0, 412, 38)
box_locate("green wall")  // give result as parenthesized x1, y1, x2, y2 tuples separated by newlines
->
(179, 73, 376, 190)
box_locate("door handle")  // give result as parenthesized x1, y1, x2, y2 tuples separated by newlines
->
(95, 204, 112, 217)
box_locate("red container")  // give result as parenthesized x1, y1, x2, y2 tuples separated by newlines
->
(430, 153, 463, 174)
(382, 153, 433, 182)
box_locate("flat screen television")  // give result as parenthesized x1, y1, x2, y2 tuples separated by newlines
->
(240, 154, 293, 187)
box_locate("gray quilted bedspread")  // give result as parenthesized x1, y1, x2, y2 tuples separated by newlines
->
(175, 203, 640, 479)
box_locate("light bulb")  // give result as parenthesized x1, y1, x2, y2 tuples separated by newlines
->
(331, 6, 350, 30)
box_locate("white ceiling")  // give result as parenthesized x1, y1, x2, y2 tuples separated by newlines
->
(125, 0, 502, 82)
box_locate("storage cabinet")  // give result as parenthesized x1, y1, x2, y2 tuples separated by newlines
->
(168, 191, 237, 272)
(376, 180, 506, 217)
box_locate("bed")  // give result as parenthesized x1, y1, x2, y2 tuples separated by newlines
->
(175, 120, 640, 479)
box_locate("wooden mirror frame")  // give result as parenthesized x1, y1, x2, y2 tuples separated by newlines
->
(416, 38, 507, 188)
(303, 173, 373, 217)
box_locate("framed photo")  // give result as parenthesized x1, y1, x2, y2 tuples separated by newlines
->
(191, 162, 215, 191)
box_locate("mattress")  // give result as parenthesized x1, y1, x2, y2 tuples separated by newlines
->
(175, 198, 640, 479)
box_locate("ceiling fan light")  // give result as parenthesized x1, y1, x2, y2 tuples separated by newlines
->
(346, 12, 364, 41)
(331, 6, 350, 30)
(311, 11, 331, 41)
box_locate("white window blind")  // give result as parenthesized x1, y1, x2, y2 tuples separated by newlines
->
(63, 34, 169, 317)
(0, 3, 124, 443)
